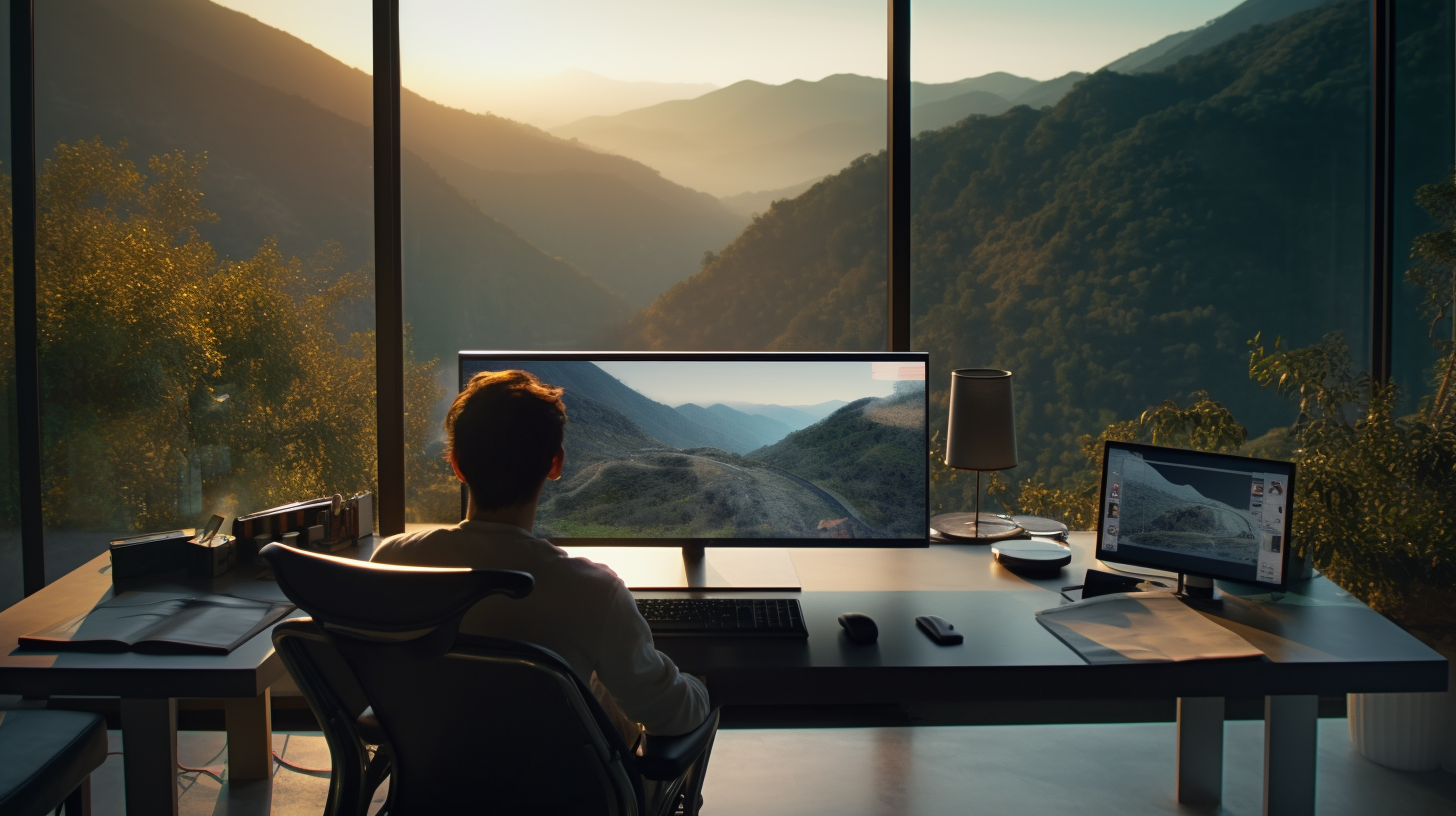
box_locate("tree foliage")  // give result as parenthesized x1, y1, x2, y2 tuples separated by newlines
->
(0, 139, 442, 531)
(1002, 174, 1456, 638)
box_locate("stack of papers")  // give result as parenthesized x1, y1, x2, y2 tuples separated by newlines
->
(1036, 591, 1263, 664)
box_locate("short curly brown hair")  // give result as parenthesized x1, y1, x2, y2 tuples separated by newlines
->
(446, 370, 566, 510)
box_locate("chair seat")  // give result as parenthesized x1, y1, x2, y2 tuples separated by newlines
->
(0, 710, 108, 816)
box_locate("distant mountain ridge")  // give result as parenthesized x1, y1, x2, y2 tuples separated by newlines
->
(722, 400, 849, 430)
(467, 69, 718, 129)
(555, 72, 1081, 196)
(90, 0, 746, 306)
(673, 404, 793, 453)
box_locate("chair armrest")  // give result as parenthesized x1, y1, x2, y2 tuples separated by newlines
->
(635, 708, 720, 781)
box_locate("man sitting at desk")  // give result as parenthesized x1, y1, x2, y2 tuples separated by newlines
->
(370, 369, 710, 744)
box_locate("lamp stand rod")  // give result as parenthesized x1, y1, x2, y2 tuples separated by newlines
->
(974, 470, 981, 538)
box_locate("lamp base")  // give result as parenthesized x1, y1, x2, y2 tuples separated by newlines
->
(929, 512, 1026, 543)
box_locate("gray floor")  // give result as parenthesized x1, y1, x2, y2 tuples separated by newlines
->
(80, 719, 1456, 815)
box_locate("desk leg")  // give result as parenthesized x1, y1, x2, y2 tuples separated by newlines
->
(119, 697, 179, 816)
(1176, 696, 1224, 804)
(1264, 694, 1318, 816)
(225, 688, 274, 780)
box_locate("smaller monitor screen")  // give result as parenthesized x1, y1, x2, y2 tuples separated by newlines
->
(1096, 442, 1295, 588)
(459, 352, 930, 546)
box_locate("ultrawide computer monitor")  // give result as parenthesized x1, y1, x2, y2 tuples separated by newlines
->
(458, 351, 931, 555)
(1095, 441, 1296, 593)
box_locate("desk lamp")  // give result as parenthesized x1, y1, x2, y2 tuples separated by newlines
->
(931, 368, 1021, 541)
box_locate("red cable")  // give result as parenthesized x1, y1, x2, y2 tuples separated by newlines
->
(273, 751, 332, 776)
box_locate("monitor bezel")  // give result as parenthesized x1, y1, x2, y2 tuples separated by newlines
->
(1094, 440, 1296, 591)
(457, 350, 932, 548)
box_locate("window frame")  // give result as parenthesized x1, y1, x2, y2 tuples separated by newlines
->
(2, 0, 1409, 595)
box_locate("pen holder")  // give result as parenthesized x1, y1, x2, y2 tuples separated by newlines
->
(188, 535, 237, 579)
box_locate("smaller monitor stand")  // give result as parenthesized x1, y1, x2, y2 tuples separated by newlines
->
(1177, 573, 1218, 601)
(563, 544, 802, 591)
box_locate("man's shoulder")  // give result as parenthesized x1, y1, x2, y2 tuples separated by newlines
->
(370, 524, 623, 592)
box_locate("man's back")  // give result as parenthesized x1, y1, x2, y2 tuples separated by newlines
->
(371, 520, 709, 736)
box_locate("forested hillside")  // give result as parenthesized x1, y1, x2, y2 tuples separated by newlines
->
(18, 0, 632, 366)
(615, 0, 1386, 490)
(74, 0, 746, 307)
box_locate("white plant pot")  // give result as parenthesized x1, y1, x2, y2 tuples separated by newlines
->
(1349, 688, 1450, 772)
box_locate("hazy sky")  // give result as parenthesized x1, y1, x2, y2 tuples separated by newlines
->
(595, 361, 914, 407)
(215, 1, 1240, 98)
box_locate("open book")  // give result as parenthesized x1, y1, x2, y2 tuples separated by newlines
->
(20, 591, 295, 655)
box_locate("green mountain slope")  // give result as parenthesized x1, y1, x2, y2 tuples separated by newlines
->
(88, 0, 745, 306)
(614, 0, 1385, 490)
(911, 90, 1014, 135)
(1127, 0, 1333, 74)
(29, 0, 628, 364)
(752, 387, 928, 536)
(609, 153, 889, 352)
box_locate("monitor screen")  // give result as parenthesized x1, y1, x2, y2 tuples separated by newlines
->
(458, 352, 930, 547)
(1096, 441, 1295, 588)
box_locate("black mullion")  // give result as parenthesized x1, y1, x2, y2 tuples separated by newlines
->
(1370, 0, 1395, 385)
(11, 0, 42, 596)
(374, 0, 405, 536)
(888, 0, 911, 352)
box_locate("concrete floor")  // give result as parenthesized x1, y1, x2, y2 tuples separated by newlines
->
(75, 718, 1456, 815)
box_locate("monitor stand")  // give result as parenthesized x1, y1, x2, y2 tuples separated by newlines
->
(560, 544, 802, 591)
(1177, 573, 1219, 601)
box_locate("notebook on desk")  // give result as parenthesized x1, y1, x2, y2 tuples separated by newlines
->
(20, 590, 294, 655)
(1035, 590, 1263, 664)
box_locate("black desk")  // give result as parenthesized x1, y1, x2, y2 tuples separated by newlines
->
(1, 533, 1445, 816)
(621, 536, 1447, 816)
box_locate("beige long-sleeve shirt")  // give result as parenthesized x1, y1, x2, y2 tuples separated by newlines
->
(370, 521, 709, 736)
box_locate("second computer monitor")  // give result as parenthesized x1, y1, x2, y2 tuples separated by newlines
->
(1096, 441, 1295, 589)
(458, 351, 930, 547)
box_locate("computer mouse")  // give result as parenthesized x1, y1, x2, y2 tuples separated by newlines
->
(837, 612, 879, 644)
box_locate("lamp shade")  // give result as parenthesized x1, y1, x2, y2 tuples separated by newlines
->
(943, 368, 1017, 471)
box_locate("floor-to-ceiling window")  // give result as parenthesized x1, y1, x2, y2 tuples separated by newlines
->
(398, 0, 889, 522)
(0, 6, 19, 610)
(909, 0, 1375, 518)
(31, 0, 376, 580)
(1392, 0, 1455, 410)
(4, 1, 1451, 609)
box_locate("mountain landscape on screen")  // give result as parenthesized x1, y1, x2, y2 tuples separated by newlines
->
(478, 363, 926, 540)
(1117, 457, 1259, 565)
(610, 0, 1434, 493)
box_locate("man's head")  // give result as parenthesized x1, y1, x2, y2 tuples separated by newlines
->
(447, 370, 566, 511)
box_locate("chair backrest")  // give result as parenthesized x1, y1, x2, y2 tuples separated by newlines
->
(262, 543, 644, 815)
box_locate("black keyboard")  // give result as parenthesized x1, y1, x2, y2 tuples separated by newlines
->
(636, 598, 808, 637)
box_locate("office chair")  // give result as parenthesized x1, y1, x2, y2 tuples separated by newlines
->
(262, 543, 719, 816)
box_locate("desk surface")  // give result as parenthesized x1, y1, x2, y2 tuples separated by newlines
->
(619, 534, 1447, 705)
(0, 533, 1445, 706)
(0, 555, 292, 699)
